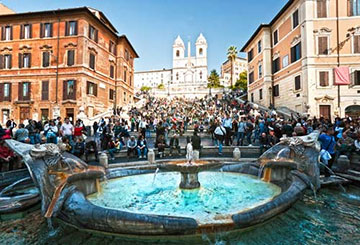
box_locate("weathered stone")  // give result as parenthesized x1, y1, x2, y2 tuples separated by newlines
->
(193, 150, 199, 161)
(334, 155, 350, 173)
(233, 148, 241, 160)
(148, 149, 155, 164)
(99, 153, 108, 169)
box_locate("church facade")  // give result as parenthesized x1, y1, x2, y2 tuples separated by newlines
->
(135, 34, 209, 98)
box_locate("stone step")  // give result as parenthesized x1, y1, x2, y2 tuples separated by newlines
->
(348, 170, 360, 177)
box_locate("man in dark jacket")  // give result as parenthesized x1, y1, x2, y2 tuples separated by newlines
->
(169, 133, 180, 156)
(191, 131, 202, 155)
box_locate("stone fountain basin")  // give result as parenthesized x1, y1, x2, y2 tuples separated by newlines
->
(55, 162, 308, 236)
(157, 160, 223, 173)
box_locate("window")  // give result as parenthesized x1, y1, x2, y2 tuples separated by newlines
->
(89, 53, 95, 70)
(348, 0, 360, 16)
(40, 23, 53, 38)
(124, 70, 127, 82)
(42, 52, 50, 67)
(259, 89, 263, 100)
(66, 21, 78, 36)
(41, 81, 49, 100)
(109, 40, 116, 55)
(200, 71, 203, 80)
(318, 36, 329, 55)
(63, 80, 76, 100)
(129, 75, 132, 86)
(110, 65, 114, 79)
(258, 64, 263, 78)
(1, 26, 12, 41)
(0, 83, 11, 102)
(88, 25, 98, 42)
(317, 0, 327, 18)
(353, 70, 360, 85)
(258, 40, 262, 53)
(319, 71, 329, 87)
(292, 9, 299, 29)
(67, 50, 75, 66)
(295, 75, 301, 90)
(272, 58, 280, 73)
(354, 35, 360, 53)
(273, 30, 279, 45)
(20, 24, 32, 39)
(86, 81, 98, 96)
(248, 49, 254, 62)
(109, 89, 115, 100)
(291, 42, 301, 63)
(176, 72, 179, 80)
(251, 93, 254, 102)
(249, 71, 254, 84)
(19, 53, 31, 68)
(199, 48, 203, 56)
(125, 49, 129, 61)
(123, 92, 126, 102)
(19, 82, 30, 101)
(0, 54, 12, 69)
(176, 50, 180, 57)
(282, 55, 289, 68)
(273, 84, 279, 97)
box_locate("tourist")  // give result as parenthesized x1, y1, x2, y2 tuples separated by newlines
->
(108, 138, 120, 160)
(85, 137, 98, 162)
(294, 123, 306, 136)
(127, 136, 137, 158)
(237, 117, 246, 146)
(318, 127, 336, 177)
(44, 120, 58, 144)
(355, 134, 360, 155)
(169, 133, 180, 156)
(191, 131, 202, 156)
(259, 133, 271, 154)
(186, 136, 193, 164)
(137, 135, 148, 159)
(60, 118, 74, 147)
(26, 120, 39, 144)
(73, 138, 85, 158)
(0, 139, 17, 171)
(336, 132, 354, 160)
(156, 134, 166, 158)
(214, 122, 226, 156)
(74, 121, 85, 141)
(222, 113, 233, 146)
(245, 119, 254, 146)
(14, 124, 29, 143)
(139, 118, 147, 138)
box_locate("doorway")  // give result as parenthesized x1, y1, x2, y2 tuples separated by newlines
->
(66, 108, 75, 122)
(319, 105, 331, 120)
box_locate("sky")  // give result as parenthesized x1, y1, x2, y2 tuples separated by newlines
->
(2, 0, 288, 72)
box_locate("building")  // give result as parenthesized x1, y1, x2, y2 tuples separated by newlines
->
(220, 57, 247, 87)
(241, 0, 360, 120)
(0, 6, 138, 124)
(134, 34, 208, 97)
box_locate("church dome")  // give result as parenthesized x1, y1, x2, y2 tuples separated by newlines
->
(173, 35, 185, 47)
(196, 33, 207, 45)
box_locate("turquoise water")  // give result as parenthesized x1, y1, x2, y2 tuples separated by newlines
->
(87, 172, 281, 224)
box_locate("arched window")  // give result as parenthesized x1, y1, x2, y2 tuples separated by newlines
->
(176, 50, 180, 57)
(200, 71, 203, 80)
(176, 72, 179, 80)
(199, 48, 203, 56)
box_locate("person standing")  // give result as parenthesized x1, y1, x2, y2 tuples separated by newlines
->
(60, 118, 74, 148)
(14, 124, 29, 143)
(237, 118, 246, 146)
(214, 122, 226, 156)
(318, 127, 336, 177)
(222, 113, 233, 146)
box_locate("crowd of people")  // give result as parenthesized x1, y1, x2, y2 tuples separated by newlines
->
(1, 91, 360, 176)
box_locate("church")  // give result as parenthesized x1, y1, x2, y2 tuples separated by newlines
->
(134, 34, 209, 98)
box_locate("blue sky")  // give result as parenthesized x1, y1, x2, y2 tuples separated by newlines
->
(2, 0, 287, 72)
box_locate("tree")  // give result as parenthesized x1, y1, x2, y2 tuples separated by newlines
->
(232, 71, 248, 91)
(227, 46, 238, 88)
(140, 86, 152, 92)
(157, 83, 165, 90)
(207, 69, 222, 88)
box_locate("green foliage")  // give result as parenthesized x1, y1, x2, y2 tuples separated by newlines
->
(157, 83, 165, 90)
(140, 86, 152, 92)
(231, 71, 248, 91)
(207, 69, 222, 88)
(227, 46, 238, 60)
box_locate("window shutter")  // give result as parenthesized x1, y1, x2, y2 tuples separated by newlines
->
(72, 80, 77, 100)
(28, 53, 31, 68)
(18, 53, 23, 68)
(20, 25, 24, 39)
(354, 36, 360, 53)
(67, 50, 74, 66)
(29, 24, 32, 38)
(40, 23, 44, 38)
(27, 83, 31, 100)
(8, 83, 11, 102)
(0, 83, 3, 102)
(88, 24, 91, 38)
(65, 21, 69, 36)
(94, 83, 98, 96)
(0, 55, 3, 69)
(10, 26, 12, 40)
(63, 81, 67, 100)
(317, 0, 327, 18)
(8, 54, 12, 69)
(95, 29, 98, 43)
(86, 81, 89, 94)
(18, 82, 23, 101)
(50, 23, 53, 37)
(42, 81, 49, 100)
(74, 21, 78, 35)
(1, 27, 4, 41)
(348, 0, 352, 16)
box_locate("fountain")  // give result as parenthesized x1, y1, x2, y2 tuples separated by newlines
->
(3, 131, 323, 237)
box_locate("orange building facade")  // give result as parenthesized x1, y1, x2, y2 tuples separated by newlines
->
(0, 7, 138, 124)
(241, 0, 360, 120)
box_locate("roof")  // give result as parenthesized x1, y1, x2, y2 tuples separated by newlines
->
(222, 56, 247, 65)
(240, 0, 296, 52)
(135, 68, 172, 74)
(118, 35, 139, 58)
